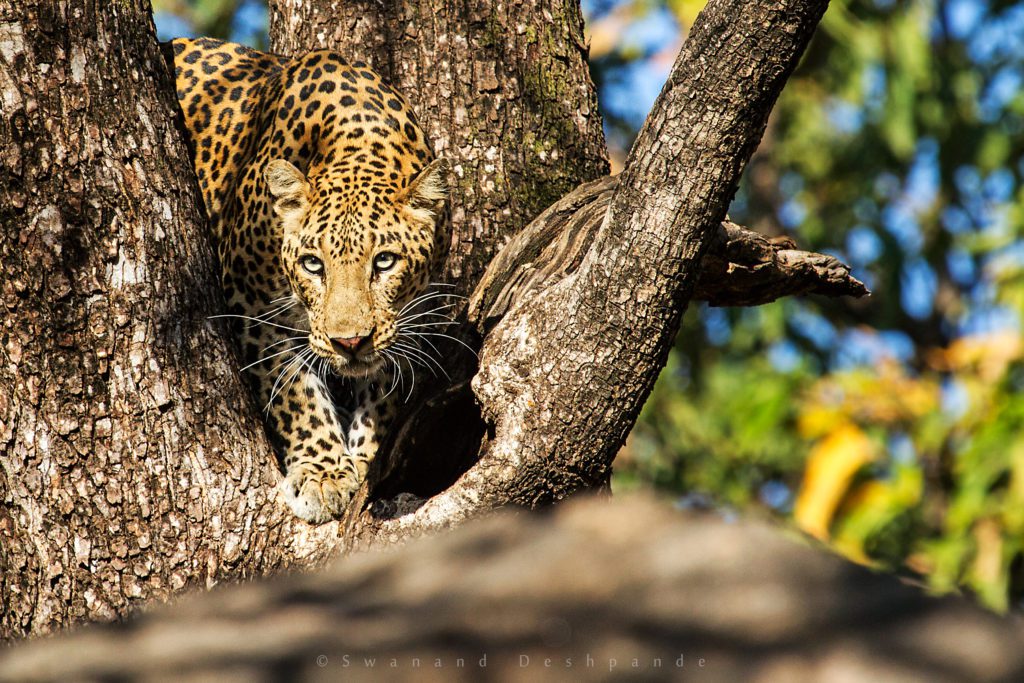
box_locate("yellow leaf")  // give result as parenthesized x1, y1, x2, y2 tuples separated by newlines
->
(970, 518, 1007, 612)
(797, 405, 845, 439)
(927, 331, 1023, 381)
(832, 535, 874, 566)
(838, 479, 889, 516)
(794, 424, 875, 540)
(972, 519, 1003, 583)
(1006, 443, 1024, 532)
(667, 0, 709, 27)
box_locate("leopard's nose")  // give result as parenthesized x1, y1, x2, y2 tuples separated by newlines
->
(331, 333, 372, 355)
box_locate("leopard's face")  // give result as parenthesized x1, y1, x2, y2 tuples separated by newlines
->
(266, 158, 446, 377)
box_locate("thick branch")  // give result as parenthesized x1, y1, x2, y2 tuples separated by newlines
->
(467, 175, 867, 332)
(699, 221, 868, 306)
(0, 0, 352, 638)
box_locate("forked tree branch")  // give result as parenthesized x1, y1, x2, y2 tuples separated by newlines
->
(332, 0, 835, 548)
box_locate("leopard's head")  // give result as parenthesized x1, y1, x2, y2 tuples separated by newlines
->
(264, 157, 447, 377)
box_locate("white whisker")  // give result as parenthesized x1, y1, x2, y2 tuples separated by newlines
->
(384, 349, 417, 402)
(398, 291, 465, 315)
(265, 352, 304, 412)
(404, 331, 447, 365)
(251, 300, 299, 327)
(402, 330, 478, 358)
(382, 352, 403, 400)
(403, 352, 416, 401)
(392, 341, 444, 378)
(397, 305, 457, 325)
(400, 320, 459, 329)
(395, 333, 448, 374)
(239, 342, 305, 372)
(386, 356, 402, 399)
(209, 313, 310, 334)
(398, 309, 456, 327)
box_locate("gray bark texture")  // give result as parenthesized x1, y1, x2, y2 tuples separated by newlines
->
(3, 494, 1022, 683)
(468, 175, 866, 331)
(0, 0, 858, 639)
(0, 0, 287, 636)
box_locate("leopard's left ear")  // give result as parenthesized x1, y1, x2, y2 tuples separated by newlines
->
(264, 159, 310, 222)
(401, 158, 448, 212)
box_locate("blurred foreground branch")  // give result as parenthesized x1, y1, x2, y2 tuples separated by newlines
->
(2, 495, 1020, 683)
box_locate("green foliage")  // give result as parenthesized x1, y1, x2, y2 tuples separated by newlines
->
(594, 0, 1024, 611)
(619, 306, 807, 508)
(622, 347, 807, 507)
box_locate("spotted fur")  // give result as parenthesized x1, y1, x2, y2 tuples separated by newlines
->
(167, 37, 448, 523)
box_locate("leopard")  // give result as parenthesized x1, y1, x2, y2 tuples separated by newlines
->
(164, 37, 450, 524)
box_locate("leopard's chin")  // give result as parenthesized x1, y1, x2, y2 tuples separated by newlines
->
(330, 354, 385, 378)
(308, 342, 386, 377)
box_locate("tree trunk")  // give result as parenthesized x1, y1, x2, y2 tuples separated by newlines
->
(0, 1, 337, 640)
(0, 0, 841, 639)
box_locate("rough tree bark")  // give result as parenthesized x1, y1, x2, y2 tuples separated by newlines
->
(267, 1, 618, 514)
(0, 0, 847, 639)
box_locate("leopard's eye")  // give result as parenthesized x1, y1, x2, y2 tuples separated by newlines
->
(300, 255, 324, 276)
(373, 252, 398, 272)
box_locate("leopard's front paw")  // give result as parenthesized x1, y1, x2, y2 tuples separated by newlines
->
(278, 465, 361, 524)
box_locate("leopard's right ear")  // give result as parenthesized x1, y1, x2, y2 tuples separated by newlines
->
(263, 159, 310, 220)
